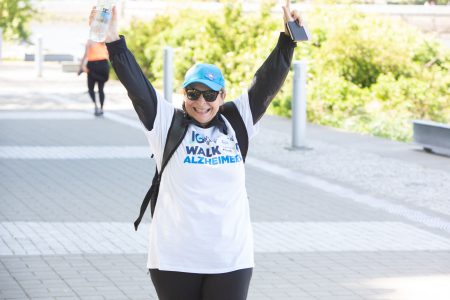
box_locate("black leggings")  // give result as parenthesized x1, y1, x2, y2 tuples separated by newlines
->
(87, 60, 109, 108)
(88, 79, 105, 107)
(149, 268, 253, 300)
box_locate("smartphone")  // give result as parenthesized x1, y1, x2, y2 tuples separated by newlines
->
(287, 21, 310, 42)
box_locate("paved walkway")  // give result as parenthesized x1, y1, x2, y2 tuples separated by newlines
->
(1, 61, 450, 300)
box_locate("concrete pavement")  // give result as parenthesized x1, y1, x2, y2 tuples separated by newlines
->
(1, 61, 450, 300)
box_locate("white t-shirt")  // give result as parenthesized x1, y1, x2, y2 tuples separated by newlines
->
(144, 92, 259, 274)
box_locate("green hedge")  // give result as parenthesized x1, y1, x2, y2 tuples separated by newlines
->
(121, 3, 450, 142)
(0, 0, 36, 42)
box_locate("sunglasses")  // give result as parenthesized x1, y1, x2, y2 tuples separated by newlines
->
(185, 88, 222, 102)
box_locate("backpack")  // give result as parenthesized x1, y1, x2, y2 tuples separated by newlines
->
(134, 101, 249, 231)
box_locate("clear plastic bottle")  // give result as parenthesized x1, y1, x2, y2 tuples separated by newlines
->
(89, 0, 114, 42)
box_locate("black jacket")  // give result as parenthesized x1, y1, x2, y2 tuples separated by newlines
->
(106, 32, 296, 131)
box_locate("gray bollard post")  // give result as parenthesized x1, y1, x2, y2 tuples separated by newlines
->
(36, 35, 43, 77)
(164, 47, 173, 103)
(292, 60, 307, 149)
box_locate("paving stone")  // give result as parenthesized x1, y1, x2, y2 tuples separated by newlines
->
(1, 69, 450, 299)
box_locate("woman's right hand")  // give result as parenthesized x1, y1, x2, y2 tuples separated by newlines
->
(89, 5, 120, 43)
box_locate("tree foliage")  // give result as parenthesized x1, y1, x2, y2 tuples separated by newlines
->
(0, 0, 36, 41)
(121, 4, 450, 142)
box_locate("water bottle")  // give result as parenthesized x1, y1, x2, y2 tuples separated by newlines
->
(89, 0, 114, 42)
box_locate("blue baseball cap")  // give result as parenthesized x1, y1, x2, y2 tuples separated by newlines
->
(183, 63, 225, 92)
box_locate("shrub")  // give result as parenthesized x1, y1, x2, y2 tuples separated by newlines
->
(0, 0, 36, 42)
(120, 4, 450, 142)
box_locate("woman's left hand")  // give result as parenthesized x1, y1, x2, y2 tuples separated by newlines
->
(282, 0, 303, 36)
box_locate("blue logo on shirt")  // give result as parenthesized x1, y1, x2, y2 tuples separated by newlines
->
(184, 130, 242, 165)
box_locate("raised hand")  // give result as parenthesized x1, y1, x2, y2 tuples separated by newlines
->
(282, 0, 303, 35)
(89, 5, 120, 43)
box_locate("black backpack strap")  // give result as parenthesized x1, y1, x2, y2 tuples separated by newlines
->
(134, 108, 188, 231)
(221, 102, 249, 161)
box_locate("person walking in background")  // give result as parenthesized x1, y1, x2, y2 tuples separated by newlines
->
(89, 0, 301, 298)
(79, 40, 110, 116)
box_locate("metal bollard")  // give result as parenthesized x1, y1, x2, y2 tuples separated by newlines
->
(163, 47, 173, 103)
(292, 60, 307, 149)
(36, 36, 43, 77)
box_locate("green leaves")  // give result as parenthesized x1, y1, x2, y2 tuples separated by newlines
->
(0, 0, 36, 42)
(122, 4, 449, 142)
